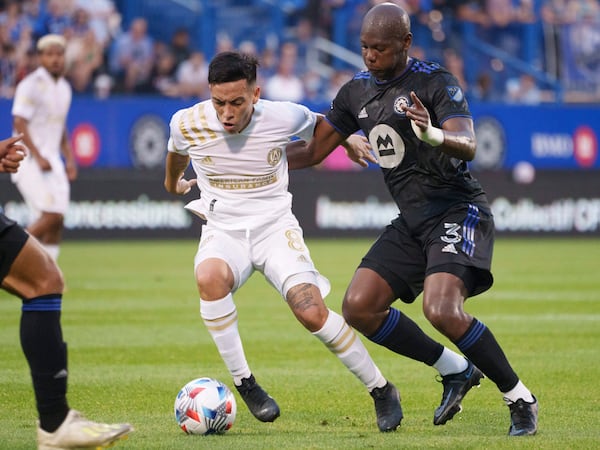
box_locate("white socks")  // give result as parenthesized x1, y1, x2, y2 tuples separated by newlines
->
(433, 347, 469, 376)
(201, 298, 389, 392)
(313, 310, 386, 391)
(200, 294, 251, 385)
(503, 380, 535, 404)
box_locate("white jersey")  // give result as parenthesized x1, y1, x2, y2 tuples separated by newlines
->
(10, 66, 72, 215)
(11, 66, 72, 163)
(168, 99, 317, 230)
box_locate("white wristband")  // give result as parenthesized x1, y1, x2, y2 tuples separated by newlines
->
(411, 119, 444, 147)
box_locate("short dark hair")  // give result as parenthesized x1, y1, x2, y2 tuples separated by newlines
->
(208, 51, 259, 85)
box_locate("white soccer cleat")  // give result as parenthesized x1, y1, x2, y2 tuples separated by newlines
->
(37, 409, 133, 450)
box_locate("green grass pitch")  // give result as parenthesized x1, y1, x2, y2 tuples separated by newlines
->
(1, 238, 599, 449)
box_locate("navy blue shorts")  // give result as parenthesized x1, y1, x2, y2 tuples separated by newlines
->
(359, 203, 494, 303)
(0, 213, 29, 282)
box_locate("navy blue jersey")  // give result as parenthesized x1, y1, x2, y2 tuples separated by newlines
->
(326, 58, 488, 229)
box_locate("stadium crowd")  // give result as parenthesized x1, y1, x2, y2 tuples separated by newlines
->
(0, 0, 598, 103)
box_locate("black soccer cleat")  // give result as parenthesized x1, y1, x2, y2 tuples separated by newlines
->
(433, 360, 484, 425)
(235, 374, 280, 422)
(369, 381, 403, 432)
(508, 396, 538, 436)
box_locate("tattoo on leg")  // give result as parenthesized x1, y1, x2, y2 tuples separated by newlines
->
(288, 283, 318, 312)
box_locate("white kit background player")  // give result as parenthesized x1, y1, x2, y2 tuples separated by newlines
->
(163, 51, 404, 432)
(11, 34, 77, 261)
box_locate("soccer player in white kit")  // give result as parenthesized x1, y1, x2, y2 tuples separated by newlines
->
(11, 34, 77, 261)
(164, 51, 403, 432)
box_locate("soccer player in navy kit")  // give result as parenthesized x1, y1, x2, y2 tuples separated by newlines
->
(1, 135, 132, 449)
(288, 2, 537, 436)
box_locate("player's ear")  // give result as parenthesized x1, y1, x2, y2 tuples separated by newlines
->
(403, 32, 413, 50)
(253, 86, 260, 103)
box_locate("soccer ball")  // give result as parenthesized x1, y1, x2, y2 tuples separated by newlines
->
(174, 377, 237, 435)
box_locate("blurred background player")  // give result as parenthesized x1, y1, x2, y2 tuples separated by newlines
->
(10, 33, 77, 262)
(0, 134, 132, 449)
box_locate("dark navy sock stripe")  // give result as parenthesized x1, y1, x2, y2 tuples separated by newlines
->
(456, 319, 486, 351)
(22, 296, 62, 312)
(368, 307, 401, 343)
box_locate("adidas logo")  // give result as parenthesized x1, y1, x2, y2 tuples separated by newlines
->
(54, 369, 68, 379)
(297, 255, 309, 263)
(358, 108, 368, 119)
(200, 156, 214, 165)
(442, 243, 457, 254)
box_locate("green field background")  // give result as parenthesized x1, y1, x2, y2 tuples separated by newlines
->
(1, 238, 599, 449)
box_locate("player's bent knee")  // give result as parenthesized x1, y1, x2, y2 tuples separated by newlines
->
(195, 261, 234, 297)
(341, 300, 371, 331)
(423, 302, 465, 332)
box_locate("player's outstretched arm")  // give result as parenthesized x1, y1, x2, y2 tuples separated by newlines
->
(164, 151, 197, 195)
(0, 134, 25, 173)
(288, 119, 350, 169)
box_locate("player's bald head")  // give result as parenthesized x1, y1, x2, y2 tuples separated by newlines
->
(361, 2, 411, 40)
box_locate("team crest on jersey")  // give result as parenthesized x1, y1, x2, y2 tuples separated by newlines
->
(446, 86, 464, 103)
(267, 147, 283, 166)
(393, 96, 409, 116)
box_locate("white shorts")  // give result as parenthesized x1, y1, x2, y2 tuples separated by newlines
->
(11, 155, 70, 219)
(194, 211, 330, 299)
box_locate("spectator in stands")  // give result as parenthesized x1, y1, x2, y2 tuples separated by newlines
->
(506, 73, 542, 104)
(291, 16, 314, 74)
(0, 0, 33, 44)
(443, 47, 467, 91)
(169, 27, 191, 72)
(542, 0, 600, 75)
(15, 47, 37, 85)
(302, 70, 325, 104)
(257, 46, 277, 84)
(3, 9, 34, 86)
(68, 7, 92, 38)
(238, 39, 258, 57)
(65, 27, 104, 93)
(324, 68, 353, 102)
(109, 17, 154, 93)
(175, 50, 208, 99)
(449, 0, 491, 27)
(471, 71, 498, 102)
(74, 0, 121, 49)
(264, 41, 304, 102)
(215, 32, 234, 54)
(22, 0, 45, 29)
(34, 0, 73, 38)
(150, 45, 179, 96)
(486, 0, 535, 28)
(302, 0, 337, 39)
(0, 42, 17, 98)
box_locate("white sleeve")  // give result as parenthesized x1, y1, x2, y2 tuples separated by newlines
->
(287, 102, 317, 142)
(11, 77, 36, 121)
(167, 109, 189, 155)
